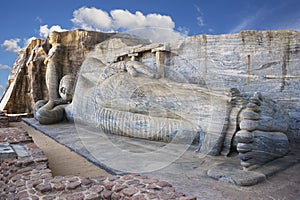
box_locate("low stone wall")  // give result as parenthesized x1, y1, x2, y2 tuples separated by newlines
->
(0, 121, 196, 199)
(0, 113, 8, 128)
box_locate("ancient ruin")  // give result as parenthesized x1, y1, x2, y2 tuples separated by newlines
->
(1, 30, 300, 186)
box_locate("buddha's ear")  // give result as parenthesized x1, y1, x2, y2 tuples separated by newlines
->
(60, 87, 65, 94)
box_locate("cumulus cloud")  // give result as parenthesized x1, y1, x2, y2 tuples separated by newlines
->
(0, 64, 11, 70)
(72, 7, 112, 30)
(2, 39, 21, 53)
(110, 10, 146, 29)
(39, 25, 68, 38)
(71, 7, 184, 42)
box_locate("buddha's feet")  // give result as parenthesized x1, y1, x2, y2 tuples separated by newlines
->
(236, 92, 290, 169)
(236, 130, 289, 168)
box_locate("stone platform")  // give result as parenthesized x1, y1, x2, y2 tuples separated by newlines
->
(22, 118, 300, 199)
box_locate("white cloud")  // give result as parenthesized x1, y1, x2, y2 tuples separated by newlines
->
(2, 39, 21, 53)
(39, 25, 68, 38)
(178, 26, 189, 36)
(126, 28, 183, 43)
(194, 4, 205, 27)
(2, 37, 38, 54)
(197, 16, 205, 26)
(110, 10, 146, 29)
(71, 7, 112, 31)
(145, 13, 175, 29)
(71, 7, 184, 42)
(0, 64, 11, 70)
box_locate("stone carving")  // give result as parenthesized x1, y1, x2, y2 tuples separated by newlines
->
(236, 92, 290, 168)
(44, 31, 64, 101)
(33, 31, 74, 124)
(29, 32, 291, 169)
(26, 40, 48, 106)
(72, 54, 290, 169)
(0, 30, 114, 114)
(1, 30, 298, 171)
(34, 75, 75, 124)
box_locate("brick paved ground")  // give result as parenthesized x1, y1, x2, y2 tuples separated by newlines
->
(0, 116, 196, 200)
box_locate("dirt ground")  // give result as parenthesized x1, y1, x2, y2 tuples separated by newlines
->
(12, 122, 110, 177)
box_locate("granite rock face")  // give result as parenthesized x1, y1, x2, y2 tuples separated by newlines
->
(171, 30, 300, 142)
(0, 30, 299, 169)
(0, 29, 115, 114)
(71, 31, 295, 169)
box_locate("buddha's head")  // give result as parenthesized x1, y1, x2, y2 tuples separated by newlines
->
(48, 31, 60, 45)
(59, 75, 75, 102)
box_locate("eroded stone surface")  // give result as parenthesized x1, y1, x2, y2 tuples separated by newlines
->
(1, 30, 299, 179)
(0, 30, 115, 114)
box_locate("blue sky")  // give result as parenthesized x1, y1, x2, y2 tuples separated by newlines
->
(0, 0, 299, 97)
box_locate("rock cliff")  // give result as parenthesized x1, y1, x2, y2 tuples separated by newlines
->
(1, 30, 300, 142)
(0, 29, 115, 114)
(169, 30, 300, 142)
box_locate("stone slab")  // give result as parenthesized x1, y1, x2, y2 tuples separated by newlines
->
(0, 142, 17, 163)
(11, 144, 31, 158)
(207, 162, 266, 186)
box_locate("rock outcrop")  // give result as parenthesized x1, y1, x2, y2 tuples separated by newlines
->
(0, 29, 115, 114)
(70, 31, 296, 170)
(1, 30, 300, 144)
(172, 30, 300, 142)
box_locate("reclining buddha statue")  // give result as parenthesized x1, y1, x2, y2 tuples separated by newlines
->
(34, 37, 290, 170)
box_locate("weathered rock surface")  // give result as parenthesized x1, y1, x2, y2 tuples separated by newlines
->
(73, 30, 298, 147)
(72, 31, 300, 145)
(2, 30, 299, 144)
(0, 29, 115, 114)
(172, 30, 300, 143)
(0, 30, 299, 169)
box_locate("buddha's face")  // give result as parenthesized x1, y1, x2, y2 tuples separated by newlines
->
(59, 75, 75, 102)
(48, 32, 59, 45)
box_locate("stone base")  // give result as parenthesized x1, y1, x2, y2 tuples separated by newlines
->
(207, 150, 300, 186)
(207, 163, 266, 186)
